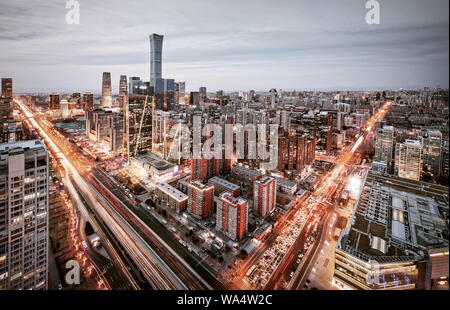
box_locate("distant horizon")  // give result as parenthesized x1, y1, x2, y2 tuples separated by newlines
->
(10, 85, 449, 96)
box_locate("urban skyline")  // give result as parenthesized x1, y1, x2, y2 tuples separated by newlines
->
(0, 0, 449, 93)
(0, 0, 448, 298)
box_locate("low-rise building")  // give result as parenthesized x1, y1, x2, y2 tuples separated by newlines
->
(275, 177, 297, 195)
(130, 152, 177, 182)
(154, 182, 187, 212)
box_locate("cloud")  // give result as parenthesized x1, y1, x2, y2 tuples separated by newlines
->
(0, 0, 448, 92)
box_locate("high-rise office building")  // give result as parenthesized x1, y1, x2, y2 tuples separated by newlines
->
(129, 77, 142, 96)
(216, 192, 248, 241)
(199, 87, 207, 103)
(149, 34, 163, 83)
(82, 92, 94, 111)
(187, 180, 214, 219)
(149, 34, 175, 111)
(107, 112, 124, 153)
(119, 75, 128, 111)
(174, 82, 179, 107)
(421, 130, 442, 177)
(189, 92, 199, 107)
(86, 109, 124, 153)
(126, 96, 153, 158)
(374, 126, 395, 169)
(1, 78, 12, 98)
(178, 81, 186, 104)
(0, 140, 49, 290)
(253, 175, 276, 217)
(1, 120, 23, 144)
(269, 88, 278, 109)
(48, 93, 60, 110)
(71, 92, 81, 105)
(395, 139, 423, 181)
(163, 78, 175, 110)
(101, 72, 112, 108)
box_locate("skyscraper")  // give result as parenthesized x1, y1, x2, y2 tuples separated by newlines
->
(421, 130, 442, 177)
(395, 139, 423, 181)
(269, 88, 278, 109)
(374, 126, 395, 169)
(199, 87, 207, 103)
(178, 81, 186, 104)
(126, 96, 153, 158)
(253, 175, 276, 217)
(189, 92, 199, 107)
(0, 140, 49, 290)
(149, 33, 163, 83)
(101, 72, 112, 108)
(163, 78, 175, 110)
(48, 93, 60, 110)
(174, 82, 179, 107)
(1, 78, 13, 98)
(216, 192, 248, 241)
(82, 92, 94, 111)
(119, 75, 128, 111)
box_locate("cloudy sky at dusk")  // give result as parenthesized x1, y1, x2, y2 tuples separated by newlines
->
(0, 0, 448, 93)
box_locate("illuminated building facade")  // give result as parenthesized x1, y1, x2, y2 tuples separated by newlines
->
(119, 75, 128, 111)
(334, 170, 448, 290)
(126, 96, 153, 158)
(253, 175, 276, 217)
(154, 182, 187, 212)
(82, 92, 94, 111)
(395, 139, 423, 181)
(0, 140, 49, 290)
(187, 180, 213, 219)
(216, 192, 248, 241)
(48, 93, 60, 110)
(421, 130, 442, 177)
(1, 78, 12, 98)
(101, 72, 112, 108)
(278, 129, 315, 174)
(199, 87, 207, 103)
(374, 126, 394, 169)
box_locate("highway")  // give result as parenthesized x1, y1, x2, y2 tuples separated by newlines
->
(236, 100, 392, 290)
(286, 100, 393, 289)
(16, 99, 191, 290)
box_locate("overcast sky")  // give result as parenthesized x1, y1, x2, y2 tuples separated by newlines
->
(0, 0, 448, 93)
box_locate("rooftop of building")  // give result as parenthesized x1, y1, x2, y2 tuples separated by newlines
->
(232, 165, 262, 176)
(219, 192, 247, 207)
(256, 175, 275, 185)
(337, 169, 449, 264)
(208, 176, 240, 190)
(0, 139, 45, 153)
(133, 152, 176, 172)
(156, 182, 187, 202)
(190, 180, 213, 191)
(275, 177, 297, 187)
